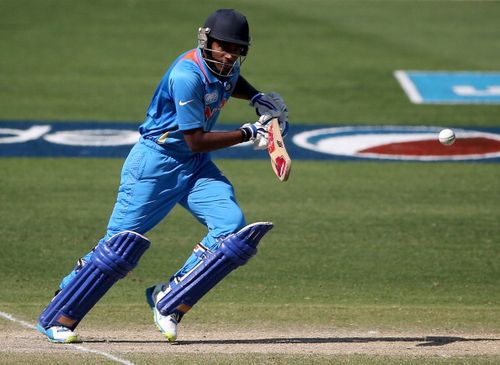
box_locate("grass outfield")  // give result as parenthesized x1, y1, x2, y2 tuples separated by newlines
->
(1, 159, 499, 330)
(1, 160, 499, 363)
(1, 0, 500, 363)
(1, 0, 499, 125)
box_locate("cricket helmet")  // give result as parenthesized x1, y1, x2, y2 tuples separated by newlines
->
(198, 9, 251, 76)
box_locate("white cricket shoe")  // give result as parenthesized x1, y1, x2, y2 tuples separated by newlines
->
(36, 323, 80, 343)
(145, 283, 179, 342)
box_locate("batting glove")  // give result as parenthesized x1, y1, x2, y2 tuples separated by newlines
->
(250, 92, 289, 137)
(240, 114, 272, 150)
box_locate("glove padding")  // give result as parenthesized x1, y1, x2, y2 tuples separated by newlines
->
(240, 114, 272, 150)
(250, 92, 289, 137)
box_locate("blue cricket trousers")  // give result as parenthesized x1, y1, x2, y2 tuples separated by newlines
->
(60, 137, 246, 287)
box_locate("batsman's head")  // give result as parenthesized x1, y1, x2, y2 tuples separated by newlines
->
(198, 9, 250, 77)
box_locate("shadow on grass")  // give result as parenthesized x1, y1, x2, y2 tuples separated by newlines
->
(84, 336, 499, 347)
(175, 336, 499, 347)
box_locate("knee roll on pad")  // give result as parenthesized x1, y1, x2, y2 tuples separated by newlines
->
(157, 222, 273, 316)
(38, 231, 150, 330)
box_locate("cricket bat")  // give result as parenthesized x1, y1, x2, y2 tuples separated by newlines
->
(267, 118, 291, 182)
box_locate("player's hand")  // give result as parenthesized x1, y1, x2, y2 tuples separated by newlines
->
(250, 92, 289, 137)
(240, 114, 272, 150)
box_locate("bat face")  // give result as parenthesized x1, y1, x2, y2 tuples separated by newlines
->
(267, 118, 291, 181)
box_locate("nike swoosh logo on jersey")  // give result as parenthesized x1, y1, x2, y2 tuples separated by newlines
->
(179, 99, 194, 106)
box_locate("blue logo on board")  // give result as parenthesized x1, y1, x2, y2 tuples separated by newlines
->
(1, 121, 500, 162)
(395, 71, 500, 104)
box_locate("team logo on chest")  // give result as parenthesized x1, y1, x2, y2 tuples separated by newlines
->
(205, 91, 219, 104)
(204, 99, 227, 120)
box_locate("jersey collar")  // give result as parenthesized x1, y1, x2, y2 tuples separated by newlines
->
(195, 48, 221, 85)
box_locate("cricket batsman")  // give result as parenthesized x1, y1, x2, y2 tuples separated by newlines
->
(36, 8, 289, 343)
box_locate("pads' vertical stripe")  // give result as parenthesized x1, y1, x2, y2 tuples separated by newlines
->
(39, 231, 150, 330)
(394, 70, 423, 104)
(157, 222, 272, 315)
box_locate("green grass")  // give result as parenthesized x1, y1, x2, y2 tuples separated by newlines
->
(1, 1, 499, 363)
(1, 0, 499, 124)
(1, 160, 498, 332)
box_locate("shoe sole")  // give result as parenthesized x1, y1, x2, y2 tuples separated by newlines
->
(145, 286, 177, 342)
(36, 323, 80, 344)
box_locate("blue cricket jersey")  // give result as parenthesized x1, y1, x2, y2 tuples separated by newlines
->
(139, 48, 240, 156)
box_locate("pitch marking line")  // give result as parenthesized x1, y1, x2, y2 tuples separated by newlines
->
(394, 70, 423, 104)
(0, 310, 135, 365)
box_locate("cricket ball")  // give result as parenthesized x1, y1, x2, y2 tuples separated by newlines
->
(438, 128, 455, 146)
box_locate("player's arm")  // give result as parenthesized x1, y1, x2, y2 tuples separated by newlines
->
(183, 114, 273, 153)
(183, 128, 245, 153)
(232, 75, 260, 100)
